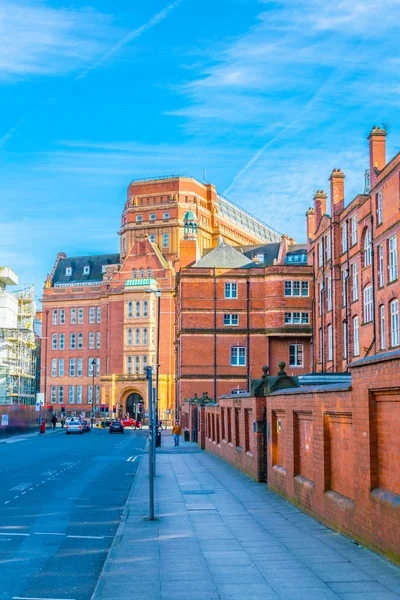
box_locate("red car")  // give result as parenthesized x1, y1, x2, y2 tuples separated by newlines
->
(121, 418, 142, 428)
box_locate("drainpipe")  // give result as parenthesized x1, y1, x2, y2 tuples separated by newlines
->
(345, 219, 350, 371)
(321, 236, 325, 373)
(329, 218, 334, 371)
(365, 214, 377, 356)
(311, 250, 316, 372)
(213, 268, 217, 402)
(246, 278, 250, 392)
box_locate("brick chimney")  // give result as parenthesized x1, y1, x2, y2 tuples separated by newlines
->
(306, 207, 315, 242)
(368, 126, 387, 189)
(313, 190, 327, 233)
(329, 169, 345, 217)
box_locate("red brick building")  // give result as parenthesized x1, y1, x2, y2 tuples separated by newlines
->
(307, 127, 400, 371)
(176, 236, 313, 402)
(41, 176, 284, 418)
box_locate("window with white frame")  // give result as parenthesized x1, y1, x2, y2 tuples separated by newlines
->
(88, 385, 93, 404)
(327, 275, 332, 310)
(352, 262, 358, 301)
(319, 328, 323, 362)
(127, 328, 132, 346)
(77, 358, 83, 377)
(58, 358, 64, 377)
(143, 300, 148, 317)
(140, 268, 144, 278)
(127, 301, 132, 318)
(136, 215, 143, 222)
(380, 305, 386, 349)
(151, 328, 155, 345)
(149, 234, 156, 243)
(69, 385, 75, 404)
(363, 286, 373, 322)
(134, 356, 140, 374)
(96, 385, 100, 404)
(96, 358, 100, 376)
(88, 358, 94, 376)
(391, 299, 399, 347)
(52, 334, 57, 350)
(51, 359, 57, 377)
(88, 332, 94, 349)
(302, 281, 309, 296)
(325, 234, 331, 261)
(341, 224, 348, 253)
(51, 386, 56, 403)
(364, 228, 372, 266)
(151, 300, 155, 318)
(135, 301, 140, 318)
(284, 312, 292, 324)
(83, 266, 90, 275)
(389, 235, 398, 282)
(135, 328, 140, 345)
(65, 267, 72, 276)
(163, 212, 169, 220)
(96, 306, 101, 323)
(225, 283, 237, 299)
(377, 191, 383, 225)
(293, 281, 300, 296)
(162, 233, 169, 248)
(318, 284, 323, 316)
(327, 324, 333, 361)
(58, 386, 64, 403)
(231, 346, 246, 366)
(52, 309, 58, 325)
(70, 332, 76, 350)
(284, 281, 292, 296)
(132, 269, 137, 279)
(127, 356, 132, 375)
(143, 328, 148, 345)
(318, 241, 323, 267)
(351, 215, 357, 246)
(76, 385, 82, 404)
(142, 355, 147, 373)
(289, 344, 303, 367)
(59, 333, 64, 350)
(149, 213, 156, 221)
(353, 316, 360, 356)
(293, 312, 301, 324)
(78, 308, 83, 324)
(378, 244, 384, 287)
(77, 332, 83, 349)
(343, 321, 348, 359)
(69, 358, 75, 377)
(70, 308, 76, 324)
(342, 269, 348, 307)
(60, 309, 65, 325)
(302, 312, 309, 324)
(147, 268, 152, 278)
(89, 307, 95, 324)
(224, 314, 239, 326)
(96, 332, 100, 349)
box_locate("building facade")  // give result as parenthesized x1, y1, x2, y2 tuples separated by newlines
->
(307, 127, 400, 372)
(41, 177, 284, 419)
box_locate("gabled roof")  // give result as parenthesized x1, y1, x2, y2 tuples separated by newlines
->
(193, 243, 252, 268)
(52, 253, 120, 286)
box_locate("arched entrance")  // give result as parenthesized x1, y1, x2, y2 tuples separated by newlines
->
(126, 392, 144, 419)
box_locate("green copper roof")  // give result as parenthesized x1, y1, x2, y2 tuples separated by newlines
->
(125, 278, 158, 287)
(183, 210, 197, 221)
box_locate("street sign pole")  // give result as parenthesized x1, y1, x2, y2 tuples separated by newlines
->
(146, 366, 154, 520)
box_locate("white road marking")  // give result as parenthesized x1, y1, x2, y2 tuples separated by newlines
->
(14, 496, 19, 499)
(29, 488, 34, 491)
(34, 532, 64, 536)
(67, 535, 104, 539)
(127, 456, 137, 462)
(10, 483, 32, 492)
(0, 532, 29, 536)
(13, 597, 75, 600)
(4, 501, 10, 504)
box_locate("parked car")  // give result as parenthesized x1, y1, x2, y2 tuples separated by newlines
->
(66, 421, 84, 434)
(121, 418, 142, 429)
(109, 421, 124, 434)
(81, 419, 91, 432)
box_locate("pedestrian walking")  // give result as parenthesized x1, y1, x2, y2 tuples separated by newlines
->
(51, 414, 57, 430)
(172, 421, 182, 447)
(61, 416, 65, 428)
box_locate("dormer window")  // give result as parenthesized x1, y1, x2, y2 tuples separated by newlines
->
(83, 266, 90, 275)
(255, 254, 264, 263)
(136, 215, 143, 222)
(101, 265, 107, 273)
(65, 267, 72, 276)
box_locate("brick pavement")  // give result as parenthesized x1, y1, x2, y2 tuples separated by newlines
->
(92, 433, 400, 600)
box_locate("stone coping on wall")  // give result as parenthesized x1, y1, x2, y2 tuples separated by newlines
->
(350, 348, 400, 368)
(268, 382, 352, 396)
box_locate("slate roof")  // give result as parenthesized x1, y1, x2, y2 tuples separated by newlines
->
(241, 243, 281, 267)
(193, 243, 252, 268)
(52, 253, 120, 286)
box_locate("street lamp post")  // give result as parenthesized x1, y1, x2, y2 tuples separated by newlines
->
(146, 366, 154, 520)
(91, 359, 96, 422)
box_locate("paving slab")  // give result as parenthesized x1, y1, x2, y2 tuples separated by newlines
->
(91, 432, 400, 600)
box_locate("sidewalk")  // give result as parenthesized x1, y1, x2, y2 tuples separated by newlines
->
(93, 433, 400, 600)
(0, 427, 63, 443)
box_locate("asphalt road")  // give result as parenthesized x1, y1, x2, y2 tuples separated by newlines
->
(0, 427, 147, 600)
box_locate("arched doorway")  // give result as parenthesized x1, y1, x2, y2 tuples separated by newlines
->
(126, 393, 144, 419)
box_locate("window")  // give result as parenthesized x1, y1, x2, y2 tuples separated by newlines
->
(51, 359, 57, 377)
(65, 267, 72, 276)
(318, 284, 323, 316)
(151, 300, 155, 318)
(127, 356, 132, 375)
(162, 233, 169, 248)
(301, 281, 309, 296)
(364, 228, 372, 266)
(163, 212, 169, 220)
(342, 270, 348, 307)
(327, 324, 333, 361)
(378, 244, 384, 287)
(318, 241, 323, 267)
(151, 328, 155, 346)
(102, 265, 107, 273)
(70, 308, 76, 324)
(325, 234, 331, 261)
(377, 191, 383, 225)
(343, 322, 348, 359)
(96, 358, 100, 376)
(136, 215, 143, 222)
(127, 328, 132, 346)
(58, 359, 64, 377)
(143, 301, 148, 317)
(150, 213, 156, 221)
(293, 312, 301, 324)
(293, 281, 300, 296)
(363, 286, 373, 322)
(147, 268, 152, 278)
(58, 386, 64, 404)
(78, 308, 83, 324)
(96, 332, 100, 349)
(352, 262, 358, 301)
(341, 224, 348, 253)
(230, 346, 246, 366)
(77, 332, 83, 349)
(134, 356, 140, 374)
(301, 313, 309, 324)
(135, 301, 140, 318)
(284, 281, 292, 296)
(88, 332, 94, 349)
(59, 309, 65, 324)
(51, 386, 56, 403)
(380, 305, 386, 350)
(59, 333, 65, 350)
(77, 358, 83, 377)
(89, 307, 95, 324)
(127, 301, 133, 318)
(391, 300, 399, 347)
(52, 334, 57, 350)
(351, 216, 357, 246)
(327, 275, 332, 311)
(83, 266, 90, 275)
(88, 358, 94, 376)
(224, 314, 239, 326)
(76, 385, 82, 404)
(70, 333, 76, 350)
(225, 283, 237, 299)
(353, 316, 360, 356)
(135, 328, 140, 345)
(143, 328, 148, 345)
(96, 307, 101, 323)
(132, 269, 137, 279)
(69, 386, 74, 404)
(52, 309, 58, 325)
(96, 385, 100, 404)
(69, 358, 75, 377)
(389, 235, 398, 282)
(149, 234, 156, 243)
(140, 269, 144, 278)
(284, 312, 292, 324)
(289, 344, 303, 367)
(142, 355, 147, 373)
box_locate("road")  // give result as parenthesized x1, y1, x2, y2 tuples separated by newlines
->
(0, 427, 146, 600)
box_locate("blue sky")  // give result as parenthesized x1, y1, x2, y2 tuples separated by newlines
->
(1, 0, 399, 300)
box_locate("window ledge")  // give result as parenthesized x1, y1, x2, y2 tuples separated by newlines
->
(370, 488, 400, 509)
(236, 445, 242, 453)
(245, 451, 254, 458)
(272, 464, 287, 476)
(325, 490, 355, 511)
(294, 475, 315, 491)
(387, 278, 399, 287)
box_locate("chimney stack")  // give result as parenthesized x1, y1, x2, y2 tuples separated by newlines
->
(313, 190, 327, 233)
(306, 207, 315, 242)
(329, 169, 345, 217)
(368, 126, 387, 189)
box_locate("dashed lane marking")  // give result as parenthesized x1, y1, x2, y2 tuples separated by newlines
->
(0, 532, 29, 536)
(67, 535, 104, 539)
(34, 532, 64, 536)
(13, 597, 75, 600)
(126, 456, 137, 462)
